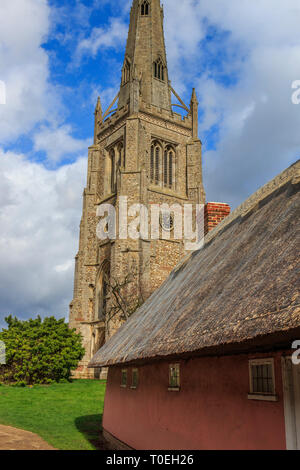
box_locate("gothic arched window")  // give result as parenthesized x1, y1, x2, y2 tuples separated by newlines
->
(96, 262, 110, 321)
(151, 141, 162, 185)
(110, 148, 116, 193)
(163, 145, 175, 189)
(164, 149, 168, 187)
(117, 142, 125, 169)
(122, 59, 130, 85)
(141, 0, 150, 16)
(150, 144, 154, 182)
(169, 151, 173, 188)
(155, 144, 161, 185)
(154, 58, 164, 81)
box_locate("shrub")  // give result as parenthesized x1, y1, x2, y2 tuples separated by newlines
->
(0, 316, 85, 385)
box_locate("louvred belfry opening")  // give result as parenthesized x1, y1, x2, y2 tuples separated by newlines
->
(141, 0, 150, 16)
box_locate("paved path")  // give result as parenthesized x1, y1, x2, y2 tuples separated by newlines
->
(0, 424, 56, 450)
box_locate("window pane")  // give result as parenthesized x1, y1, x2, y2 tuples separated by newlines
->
(121, 369, 127, 387)
(169, 364, 180, 388)
(132, 369, 138, 388)
(164, 151, 168, 186)
(155, 146, 160, 184)
(251, 362, 274, 395)
(169, 152, 173, 188)
(267, 378, 273, 394)
(150, 145, 154, 181)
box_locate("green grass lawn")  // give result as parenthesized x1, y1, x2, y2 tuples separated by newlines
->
(0, 380, 106, 450)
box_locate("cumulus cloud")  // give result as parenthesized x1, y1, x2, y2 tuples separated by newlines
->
(162, 0, 300, 207)
(0, 148, 87, 330)
(75, 17, 128, 63)
(0, 0, 60, 142)
(33, 125, 91, 163)
(0, 0, 92, 166)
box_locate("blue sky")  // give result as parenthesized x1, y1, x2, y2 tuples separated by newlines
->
(0, 0, 300, 329)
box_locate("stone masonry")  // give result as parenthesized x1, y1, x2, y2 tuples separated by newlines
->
(69, 0, 229, 379)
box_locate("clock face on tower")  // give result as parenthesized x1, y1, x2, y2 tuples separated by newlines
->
(159, 211, 174, 232)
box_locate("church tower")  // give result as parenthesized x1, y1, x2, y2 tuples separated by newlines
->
(69, 0, 206, 378)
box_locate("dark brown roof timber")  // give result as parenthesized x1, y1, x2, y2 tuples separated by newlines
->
(89, 160, 300, 368)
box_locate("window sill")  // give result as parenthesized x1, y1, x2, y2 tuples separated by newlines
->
(247, 394, 278, 402)
(130, 386, 137, 390)
(120, 385, 127, 389)
(154, 77, 165, 84)
(168, 387, 180, 392)
(96, 192, 116, 205)
(148, 185, 187, 200)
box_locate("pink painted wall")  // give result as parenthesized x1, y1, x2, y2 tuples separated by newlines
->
(102, 352, 286, 450)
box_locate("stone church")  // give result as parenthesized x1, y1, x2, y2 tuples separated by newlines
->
(69, 0, 230, 378)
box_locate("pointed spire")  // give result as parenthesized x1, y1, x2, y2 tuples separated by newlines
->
(94, 96, 102, 144)
(190, 88, 199, 140)
(118, 0, 171, 112)
(191, 88, 198, 105)
(95, 96, 102, 116)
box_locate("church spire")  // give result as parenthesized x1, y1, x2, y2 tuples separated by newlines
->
(118, 0, 171, 112)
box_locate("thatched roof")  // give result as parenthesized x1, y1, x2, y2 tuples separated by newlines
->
(90, 161, 300, 368)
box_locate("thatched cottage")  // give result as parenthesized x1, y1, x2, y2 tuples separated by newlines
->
(90, 161, 300, 450)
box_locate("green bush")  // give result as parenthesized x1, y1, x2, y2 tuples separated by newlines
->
(0, 316, 85, 385)
(12, 381, 26, 388)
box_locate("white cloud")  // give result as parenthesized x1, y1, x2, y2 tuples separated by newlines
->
(33, 125, 91, 163)
(162, 0, 300, 208)
(197, 0, 300, 48)
(0, 148, 87, 329)
(0, 0, 61, 143)
(163, 0, 206, 94)
(75, 17, 128, 63)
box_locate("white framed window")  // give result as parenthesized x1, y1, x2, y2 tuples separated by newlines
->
(121, 369, 127, 388)
(169, 363, 180, 391)
(248, 358, 277, 401)
(131, 368, 139, 389)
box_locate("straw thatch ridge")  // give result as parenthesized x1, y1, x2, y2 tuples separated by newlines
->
(89, 160, 300, 367)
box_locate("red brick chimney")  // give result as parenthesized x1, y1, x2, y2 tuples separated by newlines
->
(204, 202, 231, 235)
